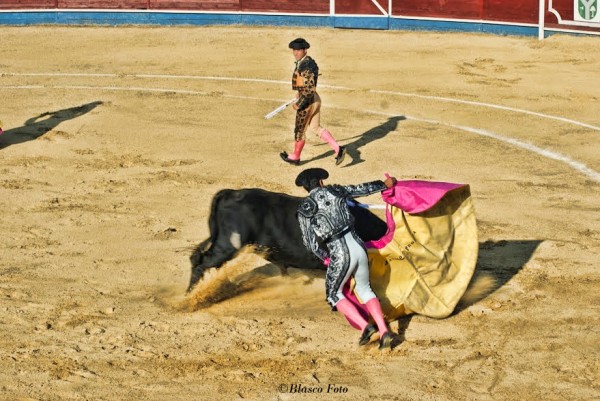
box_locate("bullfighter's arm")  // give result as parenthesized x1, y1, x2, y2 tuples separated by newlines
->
(296, 65, 317, 110)
(298, 214, 329, 262)
(336, 180, 388, 198)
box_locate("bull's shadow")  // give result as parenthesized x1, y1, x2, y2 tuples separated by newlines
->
(0, 101, 103, 149)
(303, 116, 406, 166)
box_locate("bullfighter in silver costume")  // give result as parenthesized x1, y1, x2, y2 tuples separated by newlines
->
(295, 168, 397, 349)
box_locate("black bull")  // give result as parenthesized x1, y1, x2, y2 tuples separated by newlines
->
(188, 188, 388, 292)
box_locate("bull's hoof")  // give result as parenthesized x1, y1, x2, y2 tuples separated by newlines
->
(280, 151, 300, 165)
(358, 323, 377, 346)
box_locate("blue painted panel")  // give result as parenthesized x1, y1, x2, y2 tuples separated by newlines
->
(389, 17, 537, 36)
(481, 23, 537, 36)
(240, 14, 331, 27)
(390, 18, 483, 33)
(0, 12, 57, 25)
(334, 16, 389, 29)
(0, 11, 244, 26)
(57, 11, 151, 25)
(149, 12, 240, 26)
(0, 11, 330, 27)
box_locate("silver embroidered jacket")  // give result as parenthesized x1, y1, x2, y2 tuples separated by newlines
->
(297, 180, 387, 261)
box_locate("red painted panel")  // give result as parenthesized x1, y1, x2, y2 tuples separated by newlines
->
(550, 0, 573, 22)
(242, 0, 328, 13)
(485, 0, 538, 23)
(393, 0, 483, 19)
(58, 0, 148, 8)
(149, 0, 240, 11)
(150, 0, 239, 11)
(336, 0, 388, 15)
(0, 0, 57, 9)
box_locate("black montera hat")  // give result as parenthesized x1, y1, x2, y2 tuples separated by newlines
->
(289, 38, 310, 50)
(295, 168, 329, 191)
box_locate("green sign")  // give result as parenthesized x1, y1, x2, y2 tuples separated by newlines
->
(576, 0, 599, 22)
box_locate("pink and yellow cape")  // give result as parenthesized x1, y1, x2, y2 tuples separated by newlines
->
(343, 180, 479, 325)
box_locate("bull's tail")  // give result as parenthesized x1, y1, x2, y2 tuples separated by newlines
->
(190, 189, 231, 266)
(205, 189, 231, 248)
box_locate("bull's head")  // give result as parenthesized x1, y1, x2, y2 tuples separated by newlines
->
(187, 249, 205, 293)
(187, 240, 211, 293)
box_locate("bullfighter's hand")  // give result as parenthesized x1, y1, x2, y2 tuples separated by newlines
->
(384, 176, 397, 188)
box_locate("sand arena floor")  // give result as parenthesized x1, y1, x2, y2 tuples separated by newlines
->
(0, 25, 599, 400)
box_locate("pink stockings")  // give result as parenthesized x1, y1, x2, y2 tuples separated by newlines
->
(336, 298, 369, 331)
(319, 129, 340, 154)
(283, 129, 340, 163)
(287, 140, 305, 161)
(336, 297, 389, 336)
(365, 298, 389, 336)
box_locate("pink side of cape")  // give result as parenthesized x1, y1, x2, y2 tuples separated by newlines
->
(364, 180, 465, 250)
(342, 180, 465, 328)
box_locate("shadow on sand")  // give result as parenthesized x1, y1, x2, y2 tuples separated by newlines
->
(454, 239, 543, 312)
(187, 239, 543, 312)
(388, 239, 543, 348)
(302, 116, 406, 166)
(184, 238, 543, 347)
(0, 101, 103, 149)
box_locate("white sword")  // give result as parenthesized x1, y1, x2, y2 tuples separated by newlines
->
(264, 98, 296, 120)
(347, 200, 386, 210)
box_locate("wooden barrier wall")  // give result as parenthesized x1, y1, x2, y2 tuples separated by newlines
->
(0, 0, 598, 35)
(0, 0, 582, 25)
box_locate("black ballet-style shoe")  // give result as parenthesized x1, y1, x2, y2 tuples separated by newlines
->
(280, 151, 300, 165)
(358, 323, 377, 346)
(335, 146, 346, 165)
(379, 332, 392, 350)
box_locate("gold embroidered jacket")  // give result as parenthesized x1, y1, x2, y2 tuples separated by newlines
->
(292, 56, 319, 111)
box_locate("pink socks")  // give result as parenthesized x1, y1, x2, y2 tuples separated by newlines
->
(365, 298, 389, 336)
(288, 140, 305, 161)
(337, 297, 391, 348)
(319, 129, 340, 154)
(336, 298, 368, 331)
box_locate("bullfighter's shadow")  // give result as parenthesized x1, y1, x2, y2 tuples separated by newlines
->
(302, 116, 406, 166)
(0, 101, 103, 149)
